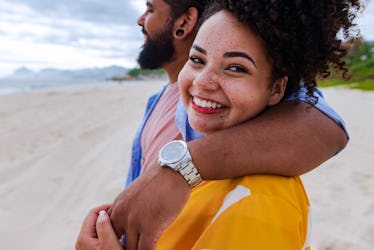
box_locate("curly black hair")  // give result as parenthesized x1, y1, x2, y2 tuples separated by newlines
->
(200, 0, 362, 97)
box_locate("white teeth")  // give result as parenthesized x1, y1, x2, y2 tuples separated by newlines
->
(193, 97, 223, 109)
(194, 98, 202, 106)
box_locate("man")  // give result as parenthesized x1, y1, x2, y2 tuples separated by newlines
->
(77, 0, 348, 249)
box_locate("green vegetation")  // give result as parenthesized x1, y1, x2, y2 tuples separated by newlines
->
(319, 39, 374, 91)
(319, 79, 374, 91)
(127, 68, 165, 78)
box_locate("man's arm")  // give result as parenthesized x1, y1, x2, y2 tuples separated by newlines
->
(110, 100, 347, 249)
(191, 100, 348, 179)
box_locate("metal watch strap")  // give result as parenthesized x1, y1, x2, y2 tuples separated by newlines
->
(178, 160, 203, 188)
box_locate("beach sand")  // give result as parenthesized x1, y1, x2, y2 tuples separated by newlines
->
(0, 82, 372, 249)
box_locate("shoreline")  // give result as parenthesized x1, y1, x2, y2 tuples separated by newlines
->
(0, 77, 167, 96)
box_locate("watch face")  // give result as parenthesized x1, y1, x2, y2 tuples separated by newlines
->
(160, 141, 187, 164)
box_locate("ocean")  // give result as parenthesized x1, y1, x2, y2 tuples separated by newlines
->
(0, 78, 122, 95)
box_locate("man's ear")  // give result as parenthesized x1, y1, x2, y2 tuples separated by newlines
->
(173, 7, 199, 40)
(268, 76, 288, 106)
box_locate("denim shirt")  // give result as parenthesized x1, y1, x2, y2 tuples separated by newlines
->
(125, 84, 348, 186)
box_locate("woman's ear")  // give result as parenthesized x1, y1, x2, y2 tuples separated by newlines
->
(268, 76, 288, 106)
(173, 7, 199, 40)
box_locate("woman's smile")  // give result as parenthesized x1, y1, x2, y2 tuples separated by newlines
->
(192, 96, 225, 112)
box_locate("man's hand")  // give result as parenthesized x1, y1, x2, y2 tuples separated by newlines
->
(76, 204, 123, 250)
(110, 165, 191, 250)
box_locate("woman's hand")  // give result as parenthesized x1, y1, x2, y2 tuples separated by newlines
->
(76, 204, 124, 250)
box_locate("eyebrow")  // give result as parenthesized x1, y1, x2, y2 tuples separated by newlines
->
(224, 51, 257, 68)
(192, 44, 206, 54)
(192, 45, 257, 68)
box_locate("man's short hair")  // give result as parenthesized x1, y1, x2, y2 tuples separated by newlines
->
(163, 0, 208, 20)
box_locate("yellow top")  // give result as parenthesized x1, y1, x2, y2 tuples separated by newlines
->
(157, 175, 311, 250)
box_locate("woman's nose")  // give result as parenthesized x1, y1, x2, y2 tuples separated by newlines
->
(193, 73, 219, 90)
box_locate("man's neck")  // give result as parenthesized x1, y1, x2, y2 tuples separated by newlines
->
(163, 52, 189, 83)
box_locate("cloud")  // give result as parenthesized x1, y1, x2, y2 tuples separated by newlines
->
(358, 1, 374, 41)
(0, 0, 142, 44)
(0, 0, 144, 76)
(8, 0, 140, 25)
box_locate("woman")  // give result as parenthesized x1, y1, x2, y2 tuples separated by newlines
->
(76, 0, 361, 249)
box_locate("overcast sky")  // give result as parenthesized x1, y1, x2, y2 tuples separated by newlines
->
(0, 0, 373, 77)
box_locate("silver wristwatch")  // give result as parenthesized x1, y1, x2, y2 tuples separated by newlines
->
(158, 140, 203, 188)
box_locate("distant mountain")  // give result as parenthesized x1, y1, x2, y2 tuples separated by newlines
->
(4, 65, 130, 81)
(0, 65, 133, 93)
(13, 66, 35, 77)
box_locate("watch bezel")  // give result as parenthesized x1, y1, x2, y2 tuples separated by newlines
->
(158, 140, 188, 166)
(158, 140, 203, 188)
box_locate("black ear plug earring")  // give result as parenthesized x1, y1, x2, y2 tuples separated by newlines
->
(176, 29, 185, 36)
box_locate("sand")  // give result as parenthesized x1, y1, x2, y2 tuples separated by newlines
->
(301, 88, 374, 250)
(0, 82, 373, 250)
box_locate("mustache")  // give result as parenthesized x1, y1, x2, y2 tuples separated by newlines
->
(141, 27, 148, 36)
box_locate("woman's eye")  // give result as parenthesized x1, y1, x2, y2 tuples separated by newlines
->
(189, 56, 204, 65)
(227, 65, 248, 73)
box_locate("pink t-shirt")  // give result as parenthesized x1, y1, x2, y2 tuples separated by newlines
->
(140, 82, 183, 173)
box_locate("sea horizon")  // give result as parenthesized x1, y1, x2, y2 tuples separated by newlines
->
(0, 78, 119, 95)
(0, 75, 168, 95)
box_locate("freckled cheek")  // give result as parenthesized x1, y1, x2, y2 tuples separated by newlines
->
(178, 76, 193, 107)
(179, 69, 196, 90)
(228, 93, 252, 120)
(179, 82, 190, 106)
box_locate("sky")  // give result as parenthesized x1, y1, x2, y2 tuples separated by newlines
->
(0, 0, 373, 77)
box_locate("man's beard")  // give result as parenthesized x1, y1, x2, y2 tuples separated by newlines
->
(137, 25, 175, 70)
